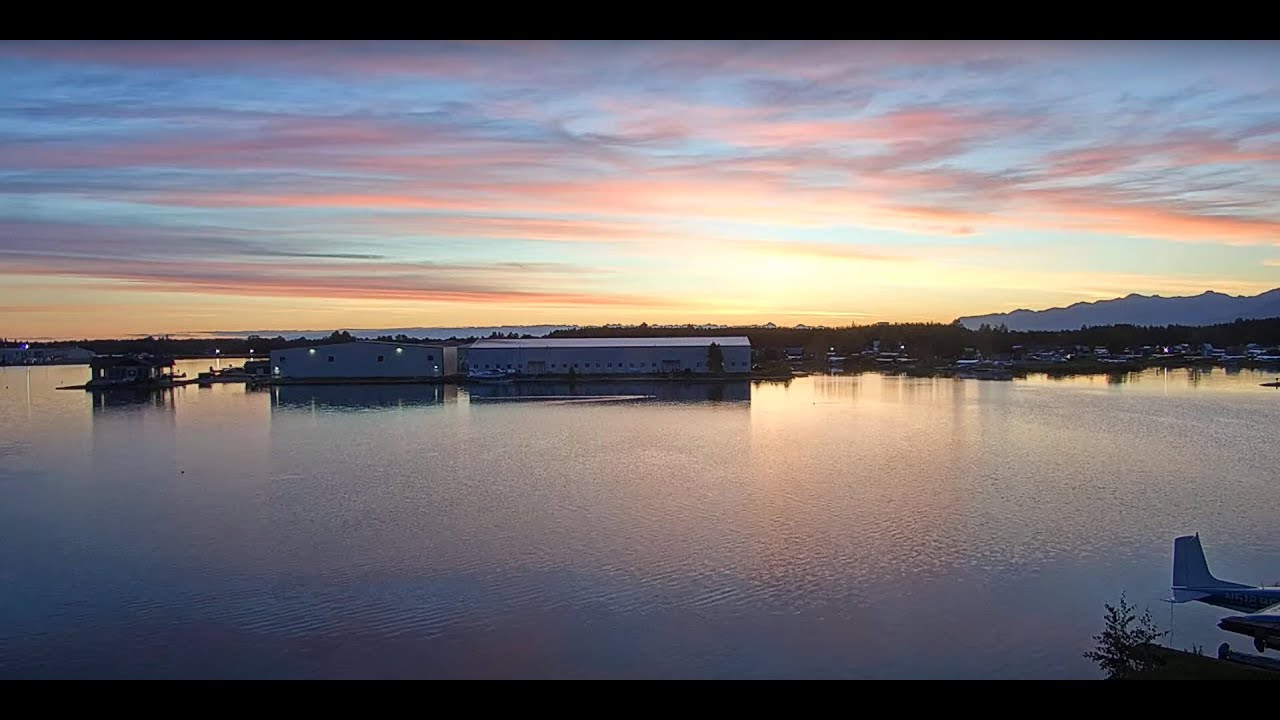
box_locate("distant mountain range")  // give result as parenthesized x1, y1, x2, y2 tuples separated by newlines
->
(956, 289, 1280, 331)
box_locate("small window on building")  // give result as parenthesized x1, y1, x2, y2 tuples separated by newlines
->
(377, 355, 384, 362)
(485, 364, 491, 369)
(652, 363, 656, 367)
(328, 356, 335, 363)
(280, 356, 286, 363)
(507, 364, 512, 370)
(574, 363, 579, 368)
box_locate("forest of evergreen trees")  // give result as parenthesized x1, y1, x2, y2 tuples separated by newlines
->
(11, 316, 1280, 361)
(547, 317, 1280, 360)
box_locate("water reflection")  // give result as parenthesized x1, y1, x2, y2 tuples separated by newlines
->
(5, 365, 1280, 679)
(271, 383, 456, 410)
(90, 387, 176, 412)
(812, 373, 861, 402)
(466, 380, 751, 403)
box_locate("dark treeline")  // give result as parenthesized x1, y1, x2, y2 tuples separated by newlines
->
(14, 317, 1280, 359)
(21, 330, 522, 357)
(548, 317, 1280, 359)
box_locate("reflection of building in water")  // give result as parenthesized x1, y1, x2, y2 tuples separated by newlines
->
(465, 337, 752, 375)
(271, 383, 455, 410)
(465, 380, 750, 403)
(91, 387, 176, 412)
(90, 387, 178, 468)
(812, 374, 860, 403)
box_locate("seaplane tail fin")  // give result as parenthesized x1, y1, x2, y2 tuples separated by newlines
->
(1172, 534, 1250, 599)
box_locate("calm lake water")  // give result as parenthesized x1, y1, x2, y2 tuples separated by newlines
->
(1, 361, 1277, 679)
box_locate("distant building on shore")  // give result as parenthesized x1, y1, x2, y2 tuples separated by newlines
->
(1, 345, 94, 366)
(269, 341, 458, 381)
(466, 336, 751, 375)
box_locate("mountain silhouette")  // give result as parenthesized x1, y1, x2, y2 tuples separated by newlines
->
(956, 289, 1280, 331)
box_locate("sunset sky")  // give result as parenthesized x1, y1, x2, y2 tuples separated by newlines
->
(2, 40, 1279, 339)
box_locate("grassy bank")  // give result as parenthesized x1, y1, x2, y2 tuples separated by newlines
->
(1128, 645, 1280, 680)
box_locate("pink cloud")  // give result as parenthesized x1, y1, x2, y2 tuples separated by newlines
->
(0, 253, 666, 308)
(1041, 132, 1280, 179)
(3, 50, 1275, 252)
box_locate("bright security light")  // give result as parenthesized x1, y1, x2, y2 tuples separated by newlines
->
(309, 348, 316, 354)
(396, 347, 403, 353)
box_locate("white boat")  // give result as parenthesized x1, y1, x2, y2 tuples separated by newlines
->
(955, 367, 1013, 381)
(467, 369, 512, 383)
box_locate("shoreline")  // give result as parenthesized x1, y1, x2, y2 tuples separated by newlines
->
(832, 357, 1280, 378)
(34, 361, 1280, 390)
(264, 372, 789, 386)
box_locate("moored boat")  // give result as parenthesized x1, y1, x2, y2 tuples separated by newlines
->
(467, 369, 513, 383)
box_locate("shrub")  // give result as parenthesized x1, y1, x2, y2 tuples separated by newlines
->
(1083, 593, 1168, 679)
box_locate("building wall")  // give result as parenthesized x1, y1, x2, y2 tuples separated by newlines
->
(439, 345, 459, 377)
(270, 342, 454, 379)
(89, 362, 163, 384)
(466, 343, 751, 375)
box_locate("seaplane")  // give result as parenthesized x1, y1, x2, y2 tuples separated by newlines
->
(1170, 533, 1280, 653)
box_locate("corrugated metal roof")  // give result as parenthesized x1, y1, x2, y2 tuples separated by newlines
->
(469, 336, 751, 349)
(277, 340, 453, 349)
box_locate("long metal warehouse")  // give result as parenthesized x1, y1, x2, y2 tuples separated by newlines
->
(270, 340, 457, 380)
(465, 336, 751, 375)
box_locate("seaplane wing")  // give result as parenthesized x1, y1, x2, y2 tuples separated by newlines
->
(1218, 601, 1280, 654)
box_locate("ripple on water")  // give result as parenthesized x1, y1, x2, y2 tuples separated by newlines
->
(1, 367, 1278, 678)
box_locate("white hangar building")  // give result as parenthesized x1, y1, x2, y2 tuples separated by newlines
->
(465, 336, 752, 375)
(270, 340, 458, 380)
